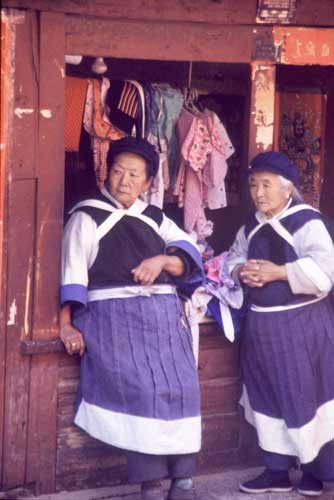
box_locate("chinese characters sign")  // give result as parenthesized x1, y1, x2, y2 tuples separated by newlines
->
(257, 0, 296, 23)
(274, 27, 334, 65)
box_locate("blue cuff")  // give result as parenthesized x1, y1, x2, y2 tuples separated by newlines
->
(60, 284, 87, 306)
(166, 240, 205, 297)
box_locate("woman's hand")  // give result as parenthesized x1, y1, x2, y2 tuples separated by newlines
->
(239, 259, 287, 288)
(60, 323, 85, 356)
(131, 255, 167, 286)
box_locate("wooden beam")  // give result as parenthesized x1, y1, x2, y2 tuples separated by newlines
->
(65, 16, 267, 62)
(291, 0, 334, 27)
(2, 0, 334, 26)
(25, 11, 65, 494)
(2, 0, 257, 25)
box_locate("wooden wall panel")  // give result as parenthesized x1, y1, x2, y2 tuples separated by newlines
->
(10, 11, 39, 180)
(25, 12, 65, 494)
(2, 179, 36, 489)
(1, 9, 38, 490)
(0, 12, 13, 487)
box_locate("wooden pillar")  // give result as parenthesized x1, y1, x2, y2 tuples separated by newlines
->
(1, 9, 39, 490)
(248, 62, 276, 162)
(25, 11, 65, 494)
(321, 84, 334, 218)
(0, 8, 13, 488)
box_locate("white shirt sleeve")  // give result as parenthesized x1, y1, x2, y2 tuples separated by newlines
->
(159, 213, 199, 248)
(226, 226, 248, 283)
(61, 211, 98, 288)
(286, 219, 334, 295)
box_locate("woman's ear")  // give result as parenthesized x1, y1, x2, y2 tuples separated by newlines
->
(286, 184, 293, 199)
(144, 177, 152, 193)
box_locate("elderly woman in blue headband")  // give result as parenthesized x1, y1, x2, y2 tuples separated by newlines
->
(227, 151, 334, 497)
(59, 137, 204, 500)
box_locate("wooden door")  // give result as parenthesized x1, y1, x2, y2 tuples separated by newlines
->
(0, 9, 65, 494)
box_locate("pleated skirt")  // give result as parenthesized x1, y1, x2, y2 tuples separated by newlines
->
(240, 294, 334, 480)
(72, 293, 201, 455)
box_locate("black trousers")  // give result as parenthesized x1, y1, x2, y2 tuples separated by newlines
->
(126, 451, 197, 484)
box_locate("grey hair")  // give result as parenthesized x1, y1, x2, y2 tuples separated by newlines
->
(278, 175, 303, 203)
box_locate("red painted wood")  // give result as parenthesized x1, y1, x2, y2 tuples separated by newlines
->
(2, 0, 334, 26)
(274, 27, 334, 66)
(1, 10, 39, 490)
(0, 13, 12, 488)
(1, 0, 257, 25)
(2, 179, 36, 489)
(65, 16, 259, 62)
(25, 11, 65, 494)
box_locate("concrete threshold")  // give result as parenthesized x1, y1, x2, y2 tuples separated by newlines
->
(2, 467, 334, 500)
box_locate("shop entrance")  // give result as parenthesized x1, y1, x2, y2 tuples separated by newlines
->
(58, 56, 254, 490)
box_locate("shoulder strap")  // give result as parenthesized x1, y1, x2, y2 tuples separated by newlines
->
(69, 199, 117, 214)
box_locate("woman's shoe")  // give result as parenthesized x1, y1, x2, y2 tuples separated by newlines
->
(141, 480, 165, 500)
(297, 473, 323, 497)
(167, 483, 197, 500)
(239, 469, 293, 494)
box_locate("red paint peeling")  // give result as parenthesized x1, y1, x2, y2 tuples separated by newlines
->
(274, 27, 334, 66)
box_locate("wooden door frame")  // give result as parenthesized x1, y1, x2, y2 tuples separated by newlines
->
(0, 9, 65, 494)
(1, 5, 333, 494)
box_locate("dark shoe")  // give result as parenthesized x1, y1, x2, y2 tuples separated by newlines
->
(141, 480, 164, 500)
(297, 473, 323, 497)
(167, 483, 197, 500)
(239, 469, 293, 494)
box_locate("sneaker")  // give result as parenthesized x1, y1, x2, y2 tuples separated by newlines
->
(239, 469, 293, 494)
(167, 483, 197, 500)
(297, 473, 323, 497)
(141, 481, 164, 500)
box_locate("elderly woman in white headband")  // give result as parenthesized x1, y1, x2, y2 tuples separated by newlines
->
(226, 151, 334, 497)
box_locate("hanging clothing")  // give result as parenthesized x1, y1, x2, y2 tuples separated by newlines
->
(151, 84, 184, 187)
(65, 76, 88, 152)
(82, 79, 126, 188)
(227, 200, 334, 480)
(106, 80, 142, 137)
(175, 109, 234, 239)
(61, 187, 204, 455)
(203, 110, 235, 209)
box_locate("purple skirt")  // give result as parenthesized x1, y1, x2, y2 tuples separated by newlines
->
(240, 294, 334, 480)
(72, 293, 201, 455)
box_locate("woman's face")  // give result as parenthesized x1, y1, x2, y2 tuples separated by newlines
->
(249, 171, 293, 218)
(108, 152, 151, 208)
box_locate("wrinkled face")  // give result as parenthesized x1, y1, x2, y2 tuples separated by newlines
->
(249, 171, 293, 217)
(108, 152, 151, 208)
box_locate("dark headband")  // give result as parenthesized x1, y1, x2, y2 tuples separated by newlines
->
(107, 137, 159, 179)
(247, 151, 299, 187)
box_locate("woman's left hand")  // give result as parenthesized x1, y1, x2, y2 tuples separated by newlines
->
(131, 256, 166, 286)
(240, 259, 287, 287)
